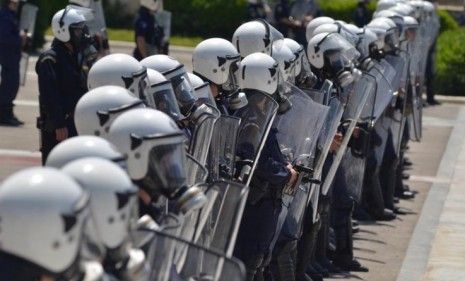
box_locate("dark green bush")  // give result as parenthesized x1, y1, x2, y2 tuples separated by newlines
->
(434, 28, 465, 95)
(165, 0, 247, 39)
(29, 0, 67, 49)
(437, 9, 459, 33)
(317, 0, 376, 23)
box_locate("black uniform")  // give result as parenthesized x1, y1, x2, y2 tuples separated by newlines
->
(353, 2, 370, 28)
(35, 39, 88, 164)
(0, 4, 22, 125)
(133, 7, 163, 60)
(247, 2, 268, 20)
(234, 127, 291, 281)
(274, 0, 292, 38)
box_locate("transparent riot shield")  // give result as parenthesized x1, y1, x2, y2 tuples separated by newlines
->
(384, 55, 405, 97)
(408, 77, 423, 142)
(188, 104, 220, 167)
(306, 84, 344, 222)
(155, 10, 172, 46)
(208, 116, 241, 181)
(366, 60, 396, 123)
(389, 52, 410, 156)
(270, 84, 329, 248)
(18, 3, 38, 86)
(321, 74, 375, 196)
(145, 229, 246, 281)
(233, 92, 279, 186)
(70, 1, 107, 39)
(223, 91, 278, 253)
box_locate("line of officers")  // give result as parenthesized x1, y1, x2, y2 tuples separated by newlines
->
(0, 0, 439, 280)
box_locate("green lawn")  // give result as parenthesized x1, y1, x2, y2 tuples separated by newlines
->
(46, 27, 202, 47)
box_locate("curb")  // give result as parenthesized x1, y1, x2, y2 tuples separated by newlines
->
(435, 95, 465, 105)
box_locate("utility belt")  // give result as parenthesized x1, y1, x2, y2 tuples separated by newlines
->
(247, 176, 284, 205)
(36, 113, 72, 133)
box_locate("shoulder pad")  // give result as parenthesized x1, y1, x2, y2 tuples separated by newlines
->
(39, 50, 57, 64)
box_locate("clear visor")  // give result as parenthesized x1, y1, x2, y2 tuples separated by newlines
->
(320, 33, 360, 63)
(385, 29, 400, 49)
(326, 49, 355, 75)
(100, 100, 145, 135)
(123, 67, 149, 101)
(147, 142, 188, 199)
(221, 61, 240, 93)
(194, 82, 218, 110)
(146, 81, 183, 121)
(168, 71, 197, 115)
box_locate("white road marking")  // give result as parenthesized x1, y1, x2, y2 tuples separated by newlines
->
(15, 100, 39, 107)
(0, 149, 41, 158)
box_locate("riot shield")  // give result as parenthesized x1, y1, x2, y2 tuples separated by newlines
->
(224, 91, 278, 254)
(145, 229, 246, 281)
(70, 2, 107, 39)
(233, 92, 279, 186)
(18, 3, 38, 86)
(155, 10, 172, 52)
(408, 78, 422, 142)
(208, 115, 241, 181)
(203, 180, 248, 256)
(188, 104, 220, 167)
(306, 84, 344, 222)
(269, 84, 329, 248)
(384, 55, 405, 97)
(321, 74, 375, 196)
(366, 60, 396, 123)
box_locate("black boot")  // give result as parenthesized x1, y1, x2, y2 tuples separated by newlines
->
(296, 204, 321, 281)
(271, 240, 298, 281)
(0, 106, 23, 127)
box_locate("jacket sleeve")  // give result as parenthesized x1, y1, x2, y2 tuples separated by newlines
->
(36, 54, 67, 130)
(254, 133, 291, 187)
(0, 13, 21, 48)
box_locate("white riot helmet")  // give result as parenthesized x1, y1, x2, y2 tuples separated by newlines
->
(62, 158, 138, 251)
(0, 168, 90, 276)
(69, 0, 92, 7)
(239, 53, 291, 114)
(389, 3, 415, 17)
(272, 40, 296, 84)
(307, 32, 361, 88)
(51, 7, 91, 50)
(239, 53, 279, 95)
(75, 86, 145, 138)
(306, 16, 335, 43)
(187, 72, 217, 108)
(368, 17, 399, 51)
(376, 0, 397, 12)
(146, 69, 183, 121)
(283, 38, 318, 88)
(88, 53, 148, 101)
(141, 55, 197, 117)
(140, 0, 159, 12)
(313, 22, 361, 49)
(108, 108, 207, 214)
(46, 136, 125, 169)
(192, 38, 241, 92)
(232, 19, 284, 58)
(374, 10, 405, 41)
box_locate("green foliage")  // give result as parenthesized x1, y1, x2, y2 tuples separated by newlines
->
(437, 9, 459, 33)
(317, 0, 375, 24)
(165, 0, 247, 39)
(434, 28, 465, 95)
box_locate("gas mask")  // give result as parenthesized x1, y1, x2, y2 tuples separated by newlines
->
(69, 22, 93, 52)
(274, 72, 293, 115)
(220, 60, 240, 96)
(325, 50, 361, 88)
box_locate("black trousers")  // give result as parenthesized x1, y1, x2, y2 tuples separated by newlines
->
(39, 118, 78, 165)
(0, 61, 20, 114)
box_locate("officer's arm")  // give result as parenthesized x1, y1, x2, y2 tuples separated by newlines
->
(255, 156, 291, 187)
(36, 55, 67, 129)
(0, 15, 21, 47)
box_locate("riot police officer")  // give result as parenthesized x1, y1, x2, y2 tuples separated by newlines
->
(246, 0, 270, 21)
(134, 0, 163, 60)
(0, 0, 26, 126)
(36, 7, 91, 164)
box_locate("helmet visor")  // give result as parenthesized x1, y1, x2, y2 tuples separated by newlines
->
(146, 81, 183, 121)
